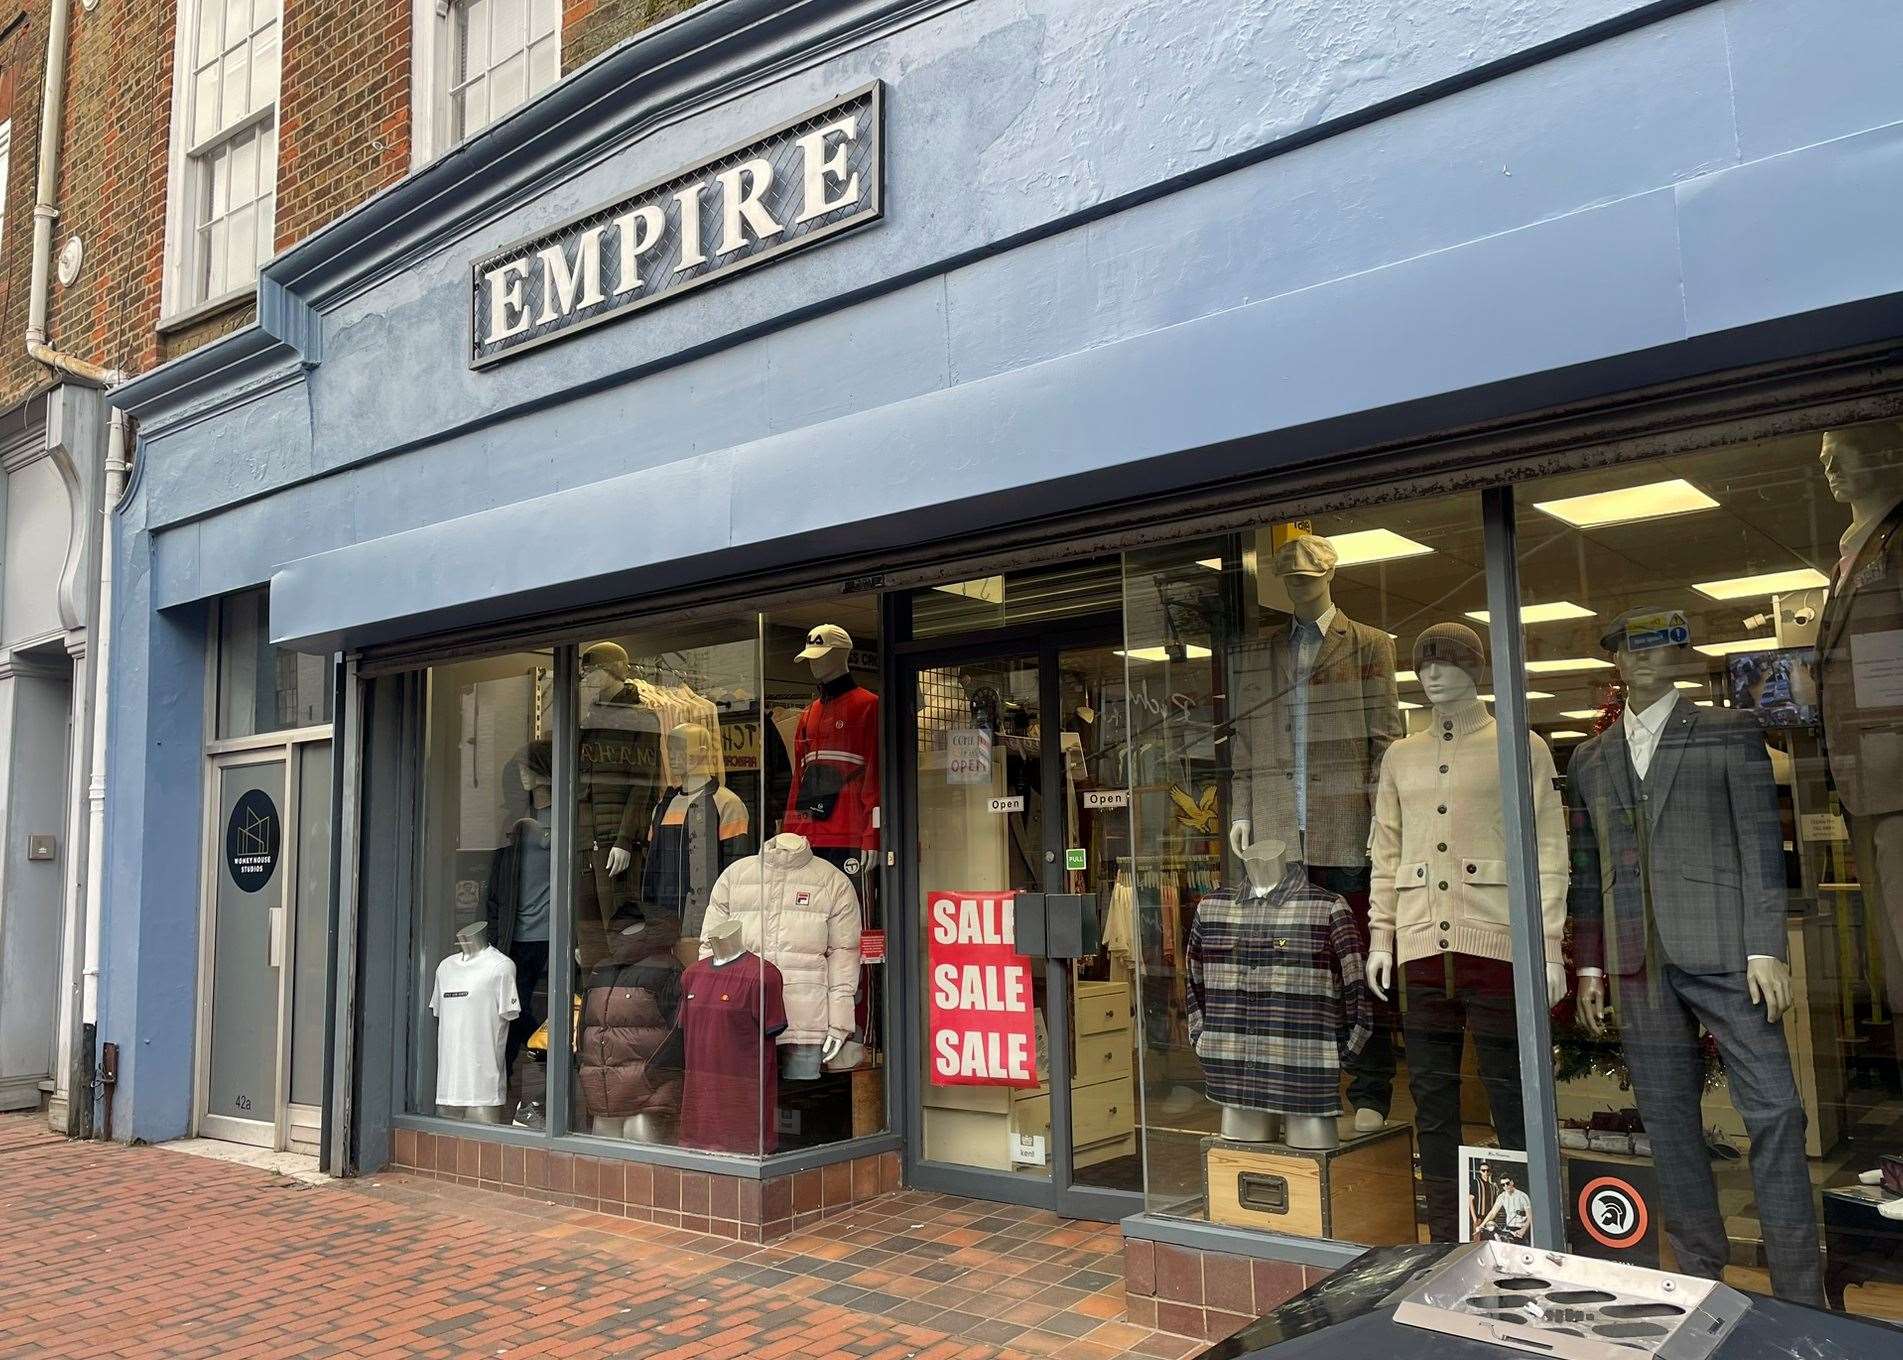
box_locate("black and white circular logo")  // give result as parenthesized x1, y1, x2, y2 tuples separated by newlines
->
(225, 788, 281, 894)
(1578, 1176, 1648, 1250)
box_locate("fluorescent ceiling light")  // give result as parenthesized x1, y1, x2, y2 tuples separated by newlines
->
(1547, 729, 1589, 741)
(1561, 708, 1604, 720)
(934, 577, 1004, 603)
(1691, 567, 1830, 601)
(1674, 680, 1703, 690)
(1479, 691, 1555, 702)
(1532, 478, 1718, 528)
(1525, 657, 1615, 674)
(1328, 529, 1436, 567)
(1395, 670, 1418, 684)
(1196, 558, 1224, 572)
(1115, 646, 1213, 662)
(1398, 701, 1422, 711)
(1694, 700, 1715, 708)
(1466, 602, 1594, 625)
(1693, 636, 1774, 658)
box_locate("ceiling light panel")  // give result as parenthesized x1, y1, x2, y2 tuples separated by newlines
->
(1691, 567, 1830, 600)
(1466, 602, 1594, 625)
(1328, 529, 1436, 567)
(1532, 478, 1718, 528)
(1524, 657, 1616, 674)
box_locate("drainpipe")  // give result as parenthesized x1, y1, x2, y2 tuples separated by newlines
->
(26, 0, 126, 389)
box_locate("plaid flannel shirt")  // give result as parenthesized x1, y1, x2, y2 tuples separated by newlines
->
(1186, 868, 1373, 1117)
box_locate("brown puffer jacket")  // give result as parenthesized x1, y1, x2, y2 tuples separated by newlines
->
(577, 915, 683, 1119)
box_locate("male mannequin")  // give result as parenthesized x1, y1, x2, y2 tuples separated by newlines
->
(1229, 534, 1403, 1132)
(1816, 423, 1903, 1013)
(640, 722, 750, 961)
(432, 921, 520, 1124)
(1567, 609, 1821, 1304)
(783, 625, 880, 870)
(1369, 623, 1568, 1242)
(485, 748, 553, 1085)
(1186, 838, 1371, 1149)
(578, 641, 657, 951)
(678, 919, 789, 1154)
(578, 916, 682, 1143)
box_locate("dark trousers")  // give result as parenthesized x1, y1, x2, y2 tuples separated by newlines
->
(1310, 864, 1394, 1116)
(1615, 964, 1823, 1304)
(1401, 964, 1525, 1242)
(504, 939, 550, 1085)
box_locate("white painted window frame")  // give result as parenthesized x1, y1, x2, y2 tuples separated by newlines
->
(410, 0, 561, 170)
(160, 0, 283, 325)
(0, 121, 13, 262)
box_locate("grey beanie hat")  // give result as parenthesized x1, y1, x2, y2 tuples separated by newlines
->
(1412, 622, 1490, 687)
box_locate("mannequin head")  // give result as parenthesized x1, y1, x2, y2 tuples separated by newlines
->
(1820, 422, 1903, 510)
(516, 739, 553, 811)
(668, 722, 718, 786)
(1272, 535, 1338, 624)
(1601, 608, 1695, 710)
(455, 920, 488, 957)
(1412, 623, 1488, 710)
(704, 917, 745, 962)
(1239, 837, 1289, 894)
(581, 640, 632, 684)
(796, 623, 853, 684)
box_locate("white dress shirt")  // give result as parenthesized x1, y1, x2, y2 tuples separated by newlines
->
(1289, 605, 1337, 837)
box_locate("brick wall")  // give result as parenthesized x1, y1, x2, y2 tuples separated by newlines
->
(1123, 1238, 1327, 1342)
(562, 0, 696, 77)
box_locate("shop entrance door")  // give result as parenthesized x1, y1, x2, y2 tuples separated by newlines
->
(197, 740, 332, 1151)
(900, 624, 1141, 1221)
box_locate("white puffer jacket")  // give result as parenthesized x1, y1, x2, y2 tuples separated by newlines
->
(699, 834, 861, 1046)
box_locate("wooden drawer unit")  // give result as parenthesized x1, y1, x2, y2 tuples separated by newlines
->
(1203, 1127, 1417, 1245)
(1074, 980, 1129, 1036)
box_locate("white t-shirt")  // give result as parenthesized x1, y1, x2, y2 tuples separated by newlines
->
(430, 946, 521, 1107)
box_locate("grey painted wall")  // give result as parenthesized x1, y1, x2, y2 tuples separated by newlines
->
(100, 0, 1903, 1138)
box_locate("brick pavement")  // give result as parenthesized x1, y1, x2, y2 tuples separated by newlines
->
(0, 1116, 1213, 1360)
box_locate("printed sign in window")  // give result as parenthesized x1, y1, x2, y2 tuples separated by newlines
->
(927, 890, 1038, 1088)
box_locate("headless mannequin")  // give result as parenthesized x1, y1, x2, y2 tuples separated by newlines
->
(1228, 561, 1337, 862)
(1367, 663, 1567, 1009)
(590, 919, 673, 1143)
(440, 921, 507, 1124)
(1577, 642, 1793, 1032)
(1220, 839, 1337, 1149)
(661, 722, 740, 965)
(705, 918, 745, 964)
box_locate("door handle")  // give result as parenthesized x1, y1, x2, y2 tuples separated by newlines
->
(268, 905, 285, 968)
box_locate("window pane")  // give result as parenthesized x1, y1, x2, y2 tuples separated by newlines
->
(196, 0, 224, 67)
(227, 201, 256, 290)
(493, 0, 524, 50)
(221, 44, 251, 129)
(224, 0, 251, 46)
(1514, 422, 1903, 1313)
(250, 26, 279, 112)
(528, 36, 558, 97)
(192, 63, 222, 145)
(489, 52, 526, 122)
(229, 128, 257, 205)
(1125, 493, 1529, 1248)
(459, 0, 490, 83)
(204, 215, 229, 297)
(530, 0, 557, 42)
(215, 588, 333, 740)
(411, 651, 554, 1124)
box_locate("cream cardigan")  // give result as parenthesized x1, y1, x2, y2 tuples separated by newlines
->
(1369, 698, 1568, 967)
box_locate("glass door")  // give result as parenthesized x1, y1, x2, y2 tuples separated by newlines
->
(903, 627, 1141, 1219)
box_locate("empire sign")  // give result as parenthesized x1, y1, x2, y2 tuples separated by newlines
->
(470, 83, 883, 367)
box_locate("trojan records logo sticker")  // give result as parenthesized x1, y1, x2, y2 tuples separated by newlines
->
(226, 789, 282, 893)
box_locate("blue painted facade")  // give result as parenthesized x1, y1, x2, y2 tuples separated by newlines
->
(100, 0, 1903, 1146)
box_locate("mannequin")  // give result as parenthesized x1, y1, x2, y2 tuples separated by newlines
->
(432, 921, 519, 1124)
(578, 916, 683, 1143)
(487, 745, 553, 1085)
(783, 625, 881, 871)
(640, 722, 750, 960)
(1368, 622, 1568, 1243)
(1229, 533, 1403, 1133)
(700, 833, 860, 1071)
(1816, 423, 1903, 1015)
(579, 640, 657, 948)
(1187, 838, 1371, 1149)
(704, 917, 744, 962)
(1566, 608, 1821, 1304)
(677, 918, 788, 1153)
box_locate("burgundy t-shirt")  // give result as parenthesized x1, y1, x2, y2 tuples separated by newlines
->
(678, 952, 787, 1154)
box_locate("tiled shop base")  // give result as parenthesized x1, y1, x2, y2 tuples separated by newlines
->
(1123, 1238, 1326, 1341)
(390, 1126, 898, 1241)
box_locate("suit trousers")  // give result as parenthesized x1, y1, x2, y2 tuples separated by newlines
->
(1850, 810, 1903, 1014)
(504, 939, 549, 1085)
(1614, 964, 1823, 1305)
(1310, 864, 1395, 1116)
(1401, 963, 1525, 1242)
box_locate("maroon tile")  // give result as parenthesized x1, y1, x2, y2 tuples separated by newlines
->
(624, 1161, 653, 1207)
(1153, 1244, 1203, 1306)
(477, 1141, 502, 1184)
(392, 1129, 418, 1168)
(737, 1178, 763, 1226)
(1203, 1252, 1253, 1316)
(738, 1223, 766, 1245)
(651, 1210, 681, 1229)
(596, 1161, 624, 1205)
(524, 1147, 549, 1191)
(680, 1171, 711, 1216)
(500, 1144, 525, 1186)
(1124, 1294, 1158, 1329)
(1124, 1238, 1155, 1296)
(1302, 1265, 1335, 1289)
(792, 1169, 821, 1214)
(461, 1139, 484, 1177)
(572, 1156, 600, 1201)
(820, 1161, 852, 1208)
(547, 1153, 573, 1196)
(681, 1214, 712, 1235)
(1251, 1258, 1305, 1313)
(408, 1132, 432, 1170)
(652, 1166, 681, 1211)
(710, 1174, 739, 1222)
(1206, 1309, 1252, 1340)
(763, 1175, 792, 1223)
(1155, 1301, 1205, 1337)
(882, 1151, 902, 1192)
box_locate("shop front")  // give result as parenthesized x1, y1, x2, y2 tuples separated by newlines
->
(101, 0, 1903, 1335)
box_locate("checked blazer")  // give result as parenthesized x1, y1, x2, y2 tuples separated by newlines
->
(1186, 867, 1373, 1116)
(1565, 696, 1787, 977)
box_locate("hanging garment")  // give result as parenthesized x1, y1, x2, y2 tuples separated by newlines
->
(677, 951, 787, 1154)
(430, 946, 521, 1108)
(783, 675, 881, 850)
(1186, 867, 1372, 1117)
(639, 781, 751, 935)
(576, 918, 684, 1119)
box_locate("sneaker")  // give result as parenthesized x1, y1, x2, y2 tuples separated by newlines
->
(1353, 1108, 1386, 1134)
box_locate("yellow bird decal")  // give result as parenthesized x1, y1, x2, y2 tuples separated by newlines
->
(1169, 784, 1220, 835)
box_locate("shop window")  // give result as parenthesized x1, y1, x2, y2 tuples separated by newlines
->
(410, 650, 554, 1126)
(910, 559, 1124, 638)
(1515, 420, 1902, 1316)
(1122, 494, 1554, 1247)
(214, 588, 332, 739)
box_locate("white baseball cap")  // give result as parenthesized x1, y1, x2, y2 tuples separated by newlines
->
(796, 624, 853, 661)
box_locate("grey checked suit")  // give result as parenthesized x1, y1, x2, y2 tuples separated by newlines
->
(1565, 698, 1822, 1304)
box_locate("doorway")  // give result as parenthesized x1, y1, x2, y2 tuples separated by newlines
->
(899, 622, 1142, 1221)
(197, 738, 332, 1151)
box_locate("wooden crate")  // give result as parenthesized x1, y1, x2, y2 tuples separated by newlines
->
(1203, 1127, 1417, 1244)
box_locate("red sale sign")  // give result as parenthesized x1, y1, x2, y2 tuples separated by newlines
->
(927, 890, 1039, 1088)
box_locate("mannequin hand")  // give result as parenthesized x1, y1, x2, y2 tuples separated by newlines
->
(1546, 963, 1567, 1010)
(1228, 821, 1250, 861)
(1747, 957, 1793, 1024)
(606, 847, 631, 876)
(1368, 951, 1392, 1002)
(821, 1033, 846, 1062)
(1578, 976, 1609, 1037)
